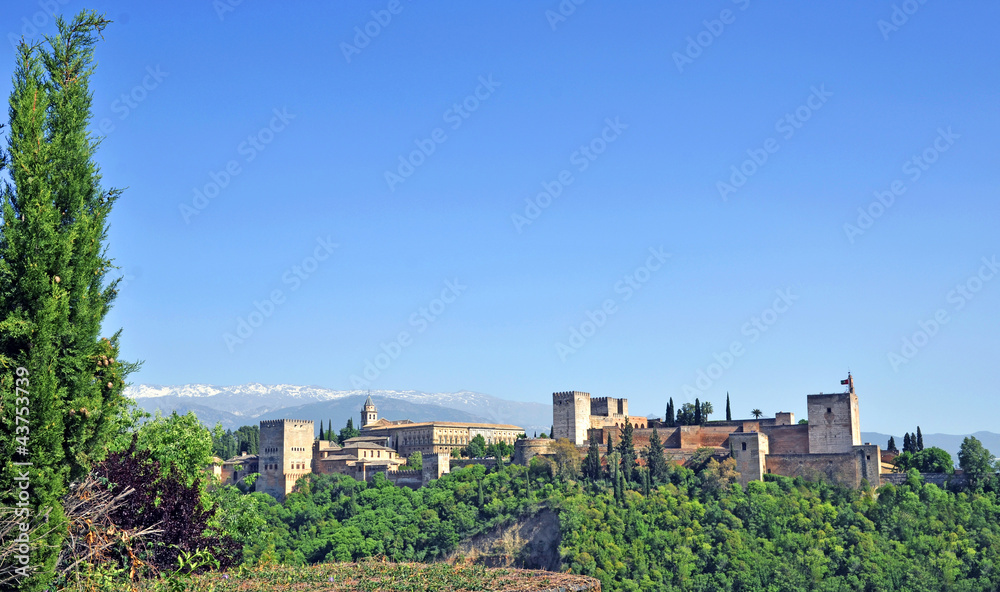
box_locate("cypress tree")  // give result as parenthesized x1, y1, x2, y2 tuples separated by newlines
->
(584, 436, 601, 481)
(666, 398, 675, 427)
(605, 434, 615, 480)
(916, 426, 924, 451)
(0, 13, 139, 590)
(694, 398, 702, 425)
(477, 478, 484, 508)
(903, 432, 912, 454)
(328, 419, 333, 442)
(726, 392, 732, 421)
(646, 427, 665, 483)
(887, 436, 896, 452)
(617, 422, 637, 483)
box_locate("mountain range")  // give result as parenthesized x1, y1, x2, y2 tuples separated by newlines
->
(125, 384, 553, 435)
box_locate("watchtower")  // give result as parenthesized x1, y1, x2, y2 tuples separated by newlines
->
(807, 379, 861, 454)
(258, 419, 314, 501)
(552, 391, 591, 445)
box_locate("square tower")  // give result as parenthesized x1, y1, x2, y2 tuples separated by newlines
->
(807, 392, 861, 453)
(730, 431, 770, 486)
(258, 419, 314, 501)
(552, 391, 590, 445)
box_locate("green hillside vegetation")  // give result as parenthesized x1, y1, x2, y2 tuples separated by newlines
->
(201, 436, 1000, 592)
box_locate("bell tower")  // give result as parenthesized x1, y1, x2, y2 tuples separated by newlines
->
(361, 393, 378, 427)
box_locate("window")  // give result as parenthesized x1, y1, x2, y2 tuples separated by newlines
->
(742, 442, 747, 451)
(827, 407, 832, 413)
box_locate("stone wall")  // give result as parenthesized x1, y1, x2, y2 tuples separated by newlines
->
(386, 469, 423, 489)
(761, 424, 809, 454)
(764, 447, 877, 488)
(680, 425, 733, 448)
(881, 472, 965, 488)
(513, 438, 556, 465)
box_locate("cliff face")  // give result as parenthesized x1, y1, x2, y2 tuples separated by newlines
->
(449, 508, 563, 572)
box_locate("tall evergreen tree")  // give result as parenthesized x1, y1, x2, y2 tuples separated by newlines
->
(887, 436, 897, 452)
(584, 436, 602, 481)
(605, 434, 615, 480)
(694, 398, 702, 425)
(916, 426, 924, 451)
(617, 422, 637, 483)
(646, 428, 665, 483)
(903, 432, 912, 454)
(0, 13, 139, 590)
(726, 392, 732, 421)
(327, 419, 333, 442)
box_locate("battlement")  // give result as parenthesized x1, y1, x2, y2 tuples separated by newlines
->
(553, 391, 589, 402)
(260, 419, 313, 427)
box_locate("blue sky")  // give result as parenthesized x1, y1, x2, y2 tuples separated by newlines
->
(3, 1, 998, 435)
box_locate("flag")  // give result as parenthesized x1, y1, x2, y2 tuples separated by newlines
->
(840, 379, 849, 385)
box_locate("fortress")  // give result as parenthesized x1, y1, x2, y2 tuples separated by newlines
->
(545, 375, 881, 488)
(220, 377, 880, 500)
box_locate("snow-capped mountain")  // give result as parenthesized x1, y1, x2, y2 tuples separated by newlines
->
(125, 384, 552, 434)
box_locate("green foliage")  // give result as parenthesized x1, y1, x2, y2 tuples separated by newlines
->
(401, 451, 423, 471)
(338, 418, 360, 444)
(751, 408, 763, 419)
(893, 447, 953, 474)
(0, 12, 140, 590)
(135, 410, 214, 488)
(217, 444, 1000, 592)
(959, 436, 997, 492)
(677, 401, 713, 425)
(617, 422, 637, 483)
(484, 440, 514, 460)
(211, 423, 260, 459)
(463, 434, 487, 458)
(725, 392, 732, 421)
(646, 428, 666, 483)
(584, 437, 602, 481)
